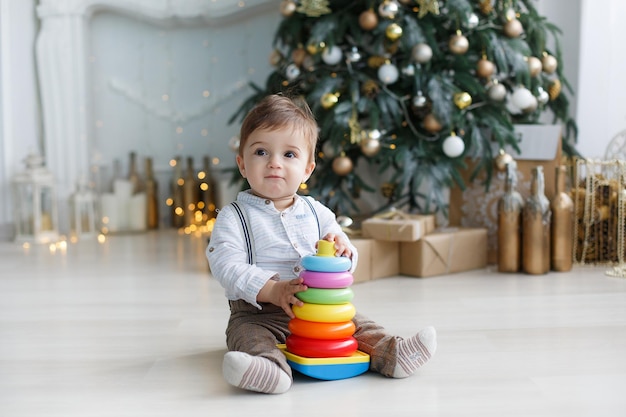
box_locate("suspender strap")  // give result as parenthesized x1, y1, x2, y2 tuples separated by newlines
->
(301, 197, 321, 240)
(231, 197, 320, 265)
(230, 201, 256, 265)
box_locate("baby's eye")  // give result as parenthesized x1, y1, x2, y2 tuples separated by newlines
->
(254, 148, 268, 156)
(284, 151, 296, 158)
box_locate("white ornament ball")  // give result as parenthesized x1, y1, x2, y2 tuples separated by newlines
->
(442, 135, 465, 158)
(346, 47, 362, 63)
(466, 13, 479, 29)
(412, 43, 433, 64)
(537, 87, 550, 105)
(511, 87, 536, 111)
(322, 46, 343, 65)
(285, 63, 301, 80)
(378, 63, 399, 85)
(488, 83, 507, 102)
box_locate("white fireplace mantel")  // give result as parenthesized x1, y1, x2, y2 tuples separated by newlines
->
(35, 0, 275, 201)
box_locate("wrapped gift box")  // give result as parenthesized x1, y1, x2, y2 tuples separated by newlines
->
(370, 240, 400, 279)
(362, 214, 436, 242)
(400, 228, 488, 277)
(448, 124, 562, 263)
(351, 238, 372, 283)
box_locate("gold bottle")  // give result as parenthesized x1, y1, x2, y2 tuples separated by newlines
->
(497, 163, 524, 272)
(145, 157, 159, 229)
(551, 165, 574, 271)
(523, 166, 552, 275)
(182, 157, 198, 227)
(171, 156, 184, 228)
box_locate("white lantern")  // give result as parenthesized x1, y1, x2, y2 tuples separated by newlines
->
(69, 177, 98, 239)
(11, 153, 60, 244)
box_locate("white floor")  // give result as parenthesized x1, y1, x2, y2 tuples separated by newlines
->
(1, 230, 625, 417)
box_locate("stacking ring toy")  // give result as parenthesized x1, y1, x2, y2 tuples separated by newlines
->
(286, 334, 358, 358)
(301, 255, 352, 273)
(296, 287, 354, 305)
(278, 344, 370, 381)
(299, 270, 353, 289)
(293, 302, 356, 323)
(289, 318, 356, 340)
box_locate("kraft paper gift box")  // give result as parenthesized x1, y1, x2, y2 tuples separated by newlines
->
(370, 240, 400, 279)
(361, 214, 436, 242)
(399, 227, 488, 278)
(351, 238, 372, 283)
(448, 124, 562, 263)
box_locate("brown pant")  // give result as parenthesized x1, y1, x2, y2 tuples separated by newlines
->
(225, 300, 401, 379)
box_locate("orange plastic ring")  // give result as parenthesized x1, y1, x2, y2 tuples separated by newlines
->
(289, 318, 356, 340)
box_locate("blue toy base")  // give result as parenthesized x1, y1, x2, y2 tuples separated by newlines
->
(277, 344, 370, 381)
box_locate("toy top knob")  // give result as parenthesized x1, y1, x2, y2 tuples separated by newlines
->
(317, 240, 336, 257)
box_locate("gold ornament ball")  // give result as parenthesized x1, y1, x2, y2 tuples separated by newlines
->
(479, 0, 493, 15)
(503, 19, 524, 38)
(385, 23, 403, 41)
(454, 92, 472, 110)
(359, 9, 378, 31)
(332, 155, 354, 176)
(449, 33, 469, 55)
(361, 137, 382, 157)
(494, 150, 514, 172)
(476, 58, 496, 78)
(528, 56, 543, 77)
(320, 93, 339, 109)
(307, 42, 324, 55)
(291, 48, 307, 66)
(279, 0, 297, 17)
(423, 113, 443, 133)
(542, 54, 558, 74)
(548, 78, 562, 101)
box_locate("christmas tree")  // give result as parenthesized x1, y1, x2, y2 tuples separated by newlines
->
(229, 0, 577, 217)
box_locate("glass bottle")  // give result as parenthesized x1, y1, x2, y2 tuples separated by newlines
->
(171, 156, 184, 228)
(550, 165, 574, 271)
(522, 166, 552, 275)
(127, 151, 142, 194)
(182, 157, 198, 227)
(145, 157, 159, 229)
(497, 163, 524, 272)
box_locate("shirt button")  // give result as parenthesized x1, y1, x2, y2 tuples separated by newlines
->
(294, 266, 301, 273)
(292, 242, 298, 248)
(208, 247, 214, 252)
(265, 199, 271, 205)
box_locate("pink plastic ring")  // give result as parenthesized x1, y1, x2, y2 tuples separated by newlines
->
(299, 270, 354, 289)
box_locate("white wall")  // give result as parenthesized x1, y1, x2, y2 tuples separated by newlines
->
(0, 0, 41, 240)
(575, 0, 626, 159)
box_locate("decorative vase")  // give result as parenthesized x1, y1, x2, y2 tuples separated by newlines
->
(497, 163, 524, 272)
(551, 165, 574, 271)
(522, 166, 551, 275)
(145, 157, 159, 229)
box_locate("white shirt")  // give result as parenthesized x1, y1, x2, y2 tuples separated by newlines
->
(206, 191, 358, 309)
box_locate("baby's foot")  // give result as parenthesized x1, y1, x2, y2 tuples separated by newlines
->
(222, 351, 291, 394)
(392, 326, 437, 378)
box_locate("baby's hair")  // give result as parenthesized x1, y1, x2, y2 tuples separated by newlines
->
(239, 94, 319, 162)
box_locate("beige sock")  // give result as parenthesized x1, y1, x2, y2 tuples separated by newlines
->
(392, 326, 437, 378)
(222, 351, 291, 394)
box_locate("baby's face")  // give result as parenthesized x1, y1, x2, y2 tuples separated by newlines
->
(236, 127, 315, 210)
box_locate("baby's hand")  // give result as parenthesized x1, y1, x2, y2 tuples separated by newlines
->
(319, 233, 352, 259)
(258, 277, 307, 318)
